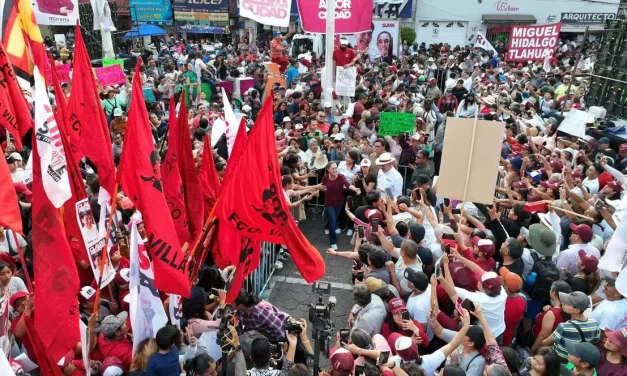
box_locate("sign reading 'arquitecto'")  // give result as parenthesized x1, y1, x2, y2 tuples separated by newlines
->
(561, 13, 616, 23)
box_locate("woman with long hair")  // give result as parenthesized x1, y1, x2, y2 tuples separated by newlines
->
(380, 298, 429, 350)
(337, 150, 362, 234)
(0, 262, 27, 300)
(519, 347, 561, 376)
(321, 161, 361, 250)
(130, 338, 158, 373)
(184, 354, 217, 376)
(456, 93, 476, 118)
(531, 281, 571, 351)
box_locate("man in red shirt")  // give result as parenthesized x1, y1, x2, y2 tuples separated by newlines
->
(499, 267, 526, 346)
(270, 31, 294, 73)
(332, 38, 358, 70)
(98, 312, 133, 371)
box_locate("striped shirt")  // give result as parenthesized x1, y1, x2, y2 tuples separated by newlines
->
(551, 318, 601, 359)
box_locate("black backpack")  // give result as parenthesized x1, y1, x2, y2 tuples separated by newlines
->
(527, 251, 559, 302)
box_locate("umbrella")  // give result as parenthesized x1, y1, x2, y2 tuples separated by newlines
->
(124, 24, 167, 39)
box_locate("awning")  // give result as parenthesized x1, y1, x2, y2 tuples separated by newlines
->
(482, 14, 536, 23)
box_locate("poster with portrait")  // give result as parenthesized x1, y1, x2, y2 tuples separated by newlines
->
(76, 198, 115, 288)
(369, 20, 399, 61)
(33, 0, 79, 26)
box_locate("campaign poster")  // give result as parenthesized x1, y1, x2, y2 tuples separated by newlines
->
(76, 198, 115, 287)
(32, 0, 79, 26)
(369, 20, 399, 61)
(507, 23, 562, 61)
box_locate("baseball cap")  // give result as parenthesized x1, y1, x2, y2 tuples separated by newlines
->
(282, 116, 291, 123)
(466, 325, 486, 348)
(330, 348, 354, 373)
(472, 236, 495, 258)
(606, 327, 627, 358)
(102, 357, 124, 376)
(599, 137, 611, 144)
(387, 333, 419, 360)
(324, 102, 332, 108)
(564, 341, 600, 367)
(606, 180, 624, 193)
(360, 158, 371, 168)
(273, 31, 282, 37)
(559, 291, 591, 312)
(78, 285, 97, 304)
(294, 124, 304, 130)
(475, 271, 502, 295)
(540, 180, 560, 190)
(569, 223, 593, 243)
(404, 268, 429, 291)
(499, 267, 523, 292)
(578, 250, 598, 273)
(9, 291, 28, 309)
(339, 38, 348, 45)
(448, 261, 474, 290)
(387, 297, 407, 314)
(113, 108, 123, 117)
(99, 312, 128, 337)
(9, 152, 22, 161)
(620, 143, 627, 152)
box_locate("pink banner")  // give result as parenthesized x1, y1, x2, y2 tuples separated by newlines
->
(296, 0, 373, 34)
(95, 65, 126, 87)
(46, 63, 71, 84)
(507, 23, 562, 62)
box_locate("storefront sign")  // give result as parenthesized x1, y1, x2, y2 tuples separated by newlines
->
(506, 22, 561, 61)
(129, 0, 174, 24)
(494, 0, 519, 12)
(373, 0, 412, 19)
(560, 13, 616, 23)
(172, 0, 228, 23)
(179, 25, 229, 34)
(297, 0, 374, 34)
(240, 0, 291, 27)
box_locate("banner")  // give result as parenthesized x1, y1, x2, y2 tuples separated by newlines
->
(102, 58, 125, 69)
(33, 66, 71, 208)
(173, 0, 228, 23)
(378, 112, 414, 136)
(129, 0, 173, 24)
(75, 198, 116, 287)
(240, 0, 291, 27)
(369, 20, 398, 60)
(90, 0, 117, 31)
(507, 23, 562, 61)
(46, 63, 71, 84)
(129, 222, 168, 352)
(95, 65, 126, 86)
(297, 0, 374, 34)
(335, 67, 356, 97)
(437, 118, 505, 204)
(474, 32, 497, 55)
(32, 0, 79, 26)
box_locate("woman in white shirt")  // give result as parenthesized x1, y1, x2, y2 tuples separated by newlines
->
(337, 150, 361, 184)
(0, 262, 28, 301)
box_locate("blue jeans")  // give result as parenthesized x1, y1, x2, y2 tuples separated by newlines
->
(325, 204, 342, 245)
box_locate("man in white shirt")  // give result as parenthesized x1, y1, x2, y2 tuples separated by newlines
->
(557, 224, 600, 275)
(592, 277, 627, 331)
(582, 164, 603, 195)
(405, 268, 433, 340)
(7, 153, 25, 183)
(375, 153, 403, 199)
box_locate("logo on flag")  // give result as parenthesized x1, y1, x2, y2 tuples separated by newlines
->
(474, 32, 497, 55)
(33, 66, 71, 208)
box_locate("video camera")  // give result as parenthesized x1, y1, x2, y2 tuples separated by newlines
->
(308, 282, 336, 332)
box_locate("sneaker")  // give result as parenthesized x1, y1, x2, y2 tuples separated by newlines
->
(347, 230, 353, 237)
(325, 229, 329, 235)
(274, 260, 284, 269)
(335, 229, 341, 234)
(331, 244, 338, 250)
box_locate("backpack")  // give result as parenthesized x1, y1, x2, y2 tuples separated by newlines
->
(527, 251, 559, 302)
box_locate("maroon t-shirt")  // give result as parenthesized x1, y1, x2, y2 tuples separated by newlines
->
(332, 47, 356, 67)
(322, 174, 350, 206)
(503, 295, 526, 346)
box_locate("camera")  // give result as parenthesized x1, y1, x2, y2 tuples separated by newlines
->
(286, 318, 303, 335)
(308, 282, 335, 324)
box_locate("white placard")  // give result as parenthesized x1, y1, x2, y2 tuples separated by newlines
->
(557, 109, 593, 138)
(80, 320, 90, 376)
(335, 67, 357, 97)
(598, 208, 627, 273)
(0, 349, 15, 376)
(76, 198, 115, 287)
(239, 0, 291, 27)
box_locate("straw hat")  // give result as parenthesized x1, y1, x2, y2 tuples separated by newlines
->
(313, 152, 329, 170)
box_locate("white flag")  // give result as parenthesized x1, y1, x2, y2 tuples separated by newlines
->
(543, 52, 551, 72)
(33, 66, 71, 208)
(129, 222, 168, 353)
(474, 32, 497, 55)
(169, 294, 183, 328)
(222, 87, 241, 156)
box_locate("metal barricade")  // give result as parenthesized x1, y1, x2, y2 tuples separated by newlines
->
(243, 242, 278, 296)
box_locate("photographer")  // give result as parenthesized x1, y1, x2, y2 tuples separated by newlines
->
(234, 289, 291, 342)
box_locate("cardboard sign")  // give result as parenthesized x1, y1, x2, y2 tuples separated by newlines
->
(95, 65, 126, 87)
(335, 67, 356, 97)
(437, 118, 505, 204)
(507, 23, 562, 61)
(102, 58, 125, 69)
(378, 112, 415, 136)
(46, 63, 71, 84)
(557, 108, 593, 138)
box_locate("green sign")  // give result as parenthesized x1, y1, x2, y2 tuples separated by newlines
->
(102, 58, 125, 70)
(378, 112, 415, 136)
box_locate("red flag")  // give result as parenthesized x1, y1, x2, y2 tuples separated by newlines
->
(66, 24, 115, 196)
(0, 42, 32, 150)
(174, 95, 204, 240)
(222, 119, 247, 187)
(117, 59, 190, 298)
(22, 314, 64, 376)
(0, 158, 22, 234)
(49, 57, 67, 119)
(162, 99, 192, 244)
(214, 98, 325, 284)
(31, 132, 81, 362)
(225, 236, 261, 303)
(198, 134, 221, 212)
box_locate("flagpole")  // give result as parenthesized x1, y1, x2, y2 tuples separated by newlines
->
(12, 232, 33, 291)
(187, 202, 218, 285)
(92, 182, 119, 315)
(323, 0, 336, 104)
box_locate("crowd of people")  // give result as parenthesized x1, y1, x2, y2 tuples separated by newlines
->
(1, 22, 627, 376)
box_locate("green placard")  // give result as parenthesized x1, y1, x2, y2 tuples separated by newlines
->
(378, 112, 415, 136)
(102, 58, 125, 69)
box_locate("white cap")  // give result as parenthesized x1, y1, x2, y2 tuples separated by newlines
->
(389, 98, 400, 106)
(340, 38, 348, 45)
(360, 159, 371, 167)
(324, 102, 332, 108)
(294, 124, 304, 130)
(283, 116, 291, 123)
(113, 108, 123, 117)
(275, 129, 285, 138)
(332, 133, 345, 141)
(242, 105, 252, 112)
(9, 152, 22, 161)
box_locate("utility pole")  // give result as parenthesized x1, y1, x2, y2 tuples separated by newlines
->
(323, 0, 336, 103)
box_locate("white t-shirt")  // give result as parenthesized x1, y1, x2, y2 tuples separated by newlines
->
(0, 231, 27, 256)
(591, 299, 627, 331)
(455, 287, 507, 337)
(337, 161, 359, 184)
(194, 58, 207, 81)
(407, 289, 433, 339)
(582, 177, 600, 194)
(377, 168, 403, 199)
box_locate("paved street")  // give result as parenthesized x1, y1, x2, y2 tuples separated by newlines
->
(265, 215, 357, 367)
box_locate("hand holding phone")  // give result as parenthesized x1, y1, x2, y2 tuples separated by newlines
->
(378, 350, 390, 365)
(371, 218, 379, 232)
